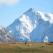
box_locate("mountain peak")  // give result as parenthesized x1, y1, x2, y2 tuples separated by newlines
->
(7, 8, 53, 42)
(25, 8, 33, 13)
(24, 8, 35, 15)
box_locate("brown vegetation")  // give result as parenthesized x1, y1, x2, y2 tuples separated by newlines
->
(0, 42, 53, 53)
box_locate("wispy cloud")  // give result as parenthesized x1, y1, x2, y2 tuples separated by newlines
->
(0, 0, 20, 6)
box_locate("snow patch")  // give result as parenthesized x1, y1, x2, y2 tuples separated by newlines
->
(9, 30, 12, 33)
(44, 35, 48, 42)
(37, 11, 53, 24)
(48, 13, 53, 24)
(19, 15, 37, 41)
(37, 11, 49, 21)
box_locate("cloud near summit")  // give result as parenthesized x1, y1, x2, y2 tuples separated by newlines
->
(0, 0, 20, 6)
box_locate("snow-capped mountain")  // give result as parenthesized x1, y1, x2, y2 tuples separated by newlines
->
(0, 26, 15, 43)
(7, 8, 53, 42)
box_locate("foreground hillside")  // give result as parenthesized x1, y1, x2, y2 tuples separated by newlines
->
(0, 43, 53, 53)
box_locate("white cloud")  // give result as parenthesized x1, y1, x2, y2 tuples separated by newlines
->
(0, 0, 20, 6)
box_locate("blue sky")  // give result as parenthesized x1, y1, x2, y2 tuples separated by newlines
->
(0, 0, 53, 27)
